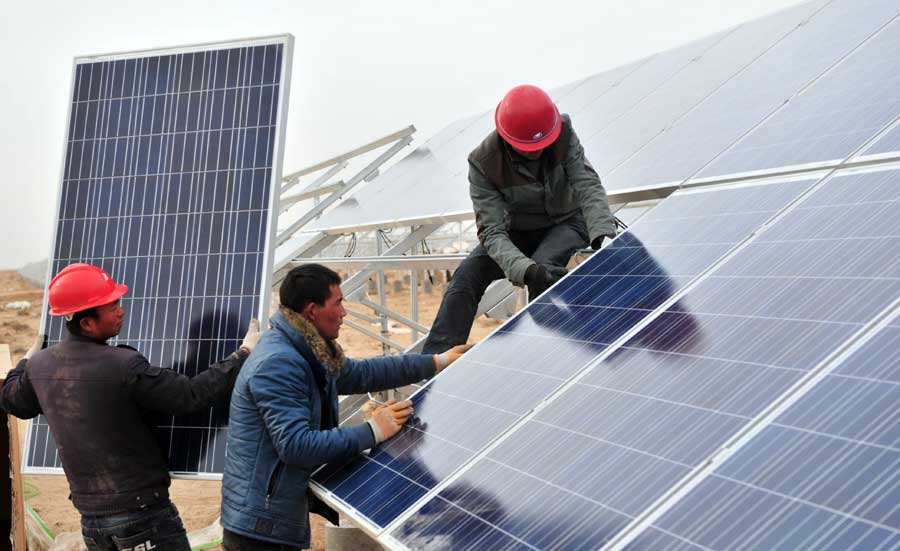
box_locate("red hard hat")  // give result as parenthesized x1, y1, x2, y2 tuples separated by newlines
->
(494, 84, 561, 152)
(48, 263, 128, 317)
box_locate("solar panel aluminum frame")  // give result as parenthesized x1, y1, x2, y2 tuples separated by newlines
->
(24, 34, 294, 478)
(308, 173, 827, 548)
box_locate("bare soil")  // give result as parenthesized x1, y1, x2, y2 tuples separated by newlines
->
(2, 269, 504, 549)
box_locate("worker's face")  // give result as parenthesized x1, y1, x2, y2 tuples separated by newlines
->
(81, 300, 125, 341)
(306, 284, 346, 341)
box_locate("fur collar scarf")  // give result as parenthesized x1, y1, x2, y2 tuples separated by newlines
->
(279, 306, 346, 375)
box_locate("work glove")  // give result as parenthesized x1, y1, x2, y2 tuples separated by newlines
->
(23, 334, 44, 360)
(524, 263, 568, 299)
(591, 236, 605, 250)
(433, 343, 474, 373)
(240, 319, 262, 353)
(367, 399, 414, 444)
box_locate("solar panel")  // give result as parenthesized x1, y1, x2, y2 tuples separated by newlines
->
(617, 169, 900, 551)
(562, 30, 727, 139)
(305, 24, 730, 234)
(389, 169, 900, 550)
(696, 13, 900, 180)
(25, 36, 293, 476)
(310, 178, 816, 533)
(624, 323, 900, 551)
(604, 0, 900, 191)
(585, 0, 829, 183)
(861, 120, 900, 157)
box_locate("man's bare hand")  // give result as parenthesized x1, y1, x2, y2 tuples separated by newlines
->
(445, 343, 474, 367)
(368, 400, 414, 443)
(433, 343, 474, 373)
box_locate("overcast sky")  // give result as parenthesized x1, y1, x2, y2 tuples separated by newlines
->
(0, 0, 802, 270)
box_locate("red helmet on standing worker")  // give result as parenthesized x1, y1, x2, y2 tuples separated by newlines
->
(48, 263, 128, 317)
(494, 84, 561, 152)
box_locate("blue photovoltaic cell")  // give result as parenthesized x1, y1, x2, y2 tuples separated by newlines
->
(26, 38, 290, 475)
(313, 179, 814, 531)
(623, 178, 900, 551)
(627, 323, 900, 551)
(391, 170, 900, 550)
(697, 14, 900, 179)
(604, 0, 900, 191)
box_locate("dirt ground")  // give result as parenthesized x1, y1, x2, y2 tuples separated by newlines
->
(2, 269, 506, 549)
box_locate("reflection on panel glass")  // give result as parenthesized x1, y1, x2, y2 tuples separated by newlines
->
(392, 170, 900, 550)
(314, 179, 814, 531)
(28, 41, 287, 474)
(627, 321, 900, 551)
(698, 15, 900, 178)
(605, 0, 900, 191)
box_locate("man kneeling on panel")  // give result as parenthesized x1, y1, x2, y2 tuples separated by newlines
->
(220, 263, 471, 550)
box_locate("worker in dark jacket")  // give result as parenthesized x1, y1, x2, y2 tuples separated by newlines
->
(0, 263, 261, 551)
(422, 84, 618, 354)
(220, 264, 470, 550)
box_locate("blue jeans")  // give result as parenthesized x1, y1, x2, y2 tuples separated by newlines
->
(81, 500, 190, 551)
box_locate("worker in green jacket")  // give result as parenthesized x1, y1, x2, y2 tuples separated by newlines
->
(422, 84, 617, 354)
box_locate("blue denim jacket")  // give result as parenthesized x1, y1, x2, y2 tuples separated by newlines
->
(220, 311, 434, 547)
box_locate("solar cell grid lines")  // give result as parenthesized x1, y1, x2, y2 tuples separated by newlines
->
(584, 0, 830, 182)
(311, 179, 816, 534)
(861, 118, 900, 157)
(697, 10, 900, 180)
(605, 0, 900, 192)
(26, 36, 292, 475)
(623, 321, 900, 551)
(389, 169, 900, 550)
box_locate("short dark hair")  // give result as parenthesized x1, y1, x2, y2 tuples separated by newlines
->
(65, 307, 100, 336)
(280, 264, 342, 313)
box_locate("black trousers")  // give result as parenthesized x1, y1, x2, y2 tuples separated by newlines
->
(223, 529, 300, 551)
(421, 214, 588, 354)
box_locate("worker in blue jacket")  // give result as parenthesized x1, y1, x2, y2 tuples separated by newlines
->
(220, 263, 470, 550)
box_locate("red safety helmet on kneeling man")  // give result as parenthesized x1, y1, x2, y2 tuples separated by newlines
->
(494, 84, 561, 152)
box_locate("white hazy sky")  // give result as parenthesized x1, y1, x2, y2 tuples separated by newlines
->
(0, 0, 802, 269)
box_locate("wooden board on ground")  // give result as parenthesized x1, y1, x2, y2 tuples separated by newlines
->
(1, 343, 27, 550)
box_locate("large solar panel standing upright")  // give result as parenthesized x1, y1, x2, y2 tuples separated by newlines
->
(25, 35, 293, 476)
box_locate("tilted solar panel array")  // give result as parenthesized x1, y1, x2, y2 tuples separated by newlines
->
(312, 179, 818, 531)
(605, 0, 900, 191)
(620, 172, 900, 551)
(26, 36, 293, 475)
(307, 0, 900, 235)
(388, 170, 900, 550)
(311, 1, 900, 549)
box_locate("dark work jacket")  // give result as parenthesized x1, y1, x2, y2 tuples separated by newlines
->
(468, 114, 616, 284)
(0, 332, 248, 514)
